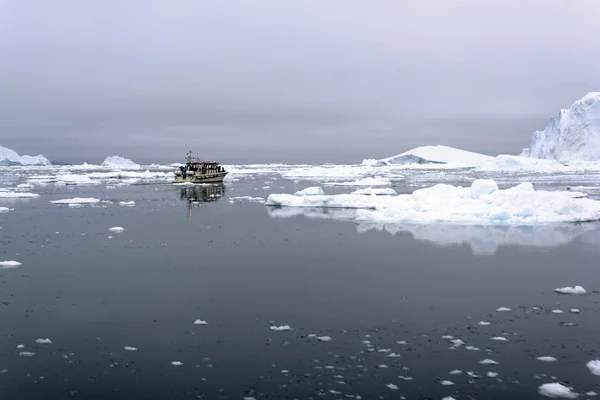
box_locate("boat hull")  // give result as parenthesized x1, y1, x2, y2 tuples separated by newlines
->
(174, 171, 228, 184)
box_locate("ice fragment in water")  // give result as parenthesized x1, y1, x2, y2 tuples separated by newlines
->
(496, 307, 511, 312)
(587, 360, 600, 376)
(317, 336, 332, 342)
(171, 361, 183, 366)
(35, 338, 52, 344)
(479, 359, 498, 365)
(537, 356, 558, 362)
(538, 382, 578, 399)
(478, 321, 491, 326)
(487, 371, 499, 378)
(386, 384, 399, 390)
(270, 325, 291, 331)
(109, 227, 125, 233)
(491, 336, 509, 342)
(0, 261, 22, 268)
(124, 346, 137, 351)
(440, 380, 454, 386)
(554, 286, 586, 295)
(193, 320, 208, 325)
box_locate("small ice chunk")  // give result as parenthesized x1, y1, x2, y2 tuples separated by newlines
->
(193, 320, 208, 325)
(19, 351, 35, 357)
(317, 336, 332, 342)
(386, 384, 399, 390)
(124, 346, 137, 351)
(449, 369, 463, 375)
(569, 308, 580, 314)
(51, 197, 100, 205)
(398, 376, 413, 381)
(440, 380, 454, 386)
(396, 340, 408, 345)
(587, 360, 600, 376)
(442, 335, 454, 339)
(0, 261, 22, 268)
(465, 346, 480, 351)
(387, 353, 401, 358)
(442, 397, 457, 400)
(35, 338, 52, 344)
(552, 309, 564, 314)
(496, 307, 511, 312)
(171, 361, 183, 366)
(538, 383, 578, 399)
(449, 339, 465, 346)
(479, 359, 498, 365)
(270, 325, 291, 331)
(109, 227, 125, 233)
(294, 187, 325, 196)
(586, 391, 598, 397)
(491, 336, 509, 342)
(479, 321, 491, 326)
(119, 201, 136, 206)
(487, 371, 499, 378)
(17, 344, 24, 349)
(537, 356, 558, 362)
(554, 286, 586, 295)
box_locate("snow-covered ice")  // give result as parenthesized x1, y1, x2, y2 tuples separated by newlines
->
(587, 360, 600, 376)
(554, 286, 586, 295)
(294, 187, 325, 196)
(229, 196, 265, 203)
(51, 197, 100, 205)
(372, 145, 494, 166)
(537, 356, 558, 362)
(351, 187, 398, 196)
(527, 92, 600, 162)
(0, 261, 22, 268)
(266, 180, 600, 225)
(101, 156, 141, 169)
(476, 155, 570, 173)
(109, 227, 125, 233)
(538, 382, 578, 399)
(0, 145, 50, 166)
(193, 319, 208, 325)
(270, 325, 291, 331)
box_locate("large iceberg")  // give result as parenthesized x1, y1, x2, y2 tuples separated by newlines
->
(364, 145, 494, 167)
(265, 179, 600, 225)
(526, 92, 600, 162)
(101, 156, 141, 169)
(0, 145, 51, 166)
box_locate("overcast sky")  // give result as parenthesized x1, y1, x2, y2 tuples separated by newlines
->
(1, 0, 599, 164)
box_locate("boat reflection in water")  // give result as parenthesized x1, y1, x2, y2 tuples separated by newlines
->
(179, 184, 225, 218)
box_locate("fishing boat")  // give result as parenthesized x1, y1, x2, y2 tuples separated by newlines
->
(174, 151, 228, 184)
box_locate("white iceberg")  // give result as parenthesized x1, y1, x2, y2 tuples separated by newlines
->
(294, 187, 325, 196)
(371, 145, 493, 166)
(0, 261, 22, 269)
(0, 145, 51, 166)
(554, 286, 586, 295)
(351, 187, 398, 196)
(0, 207, 9, 213)
(101, 156, 141, 169)
(526, 92, 600, 162)
(265, 179, 600, 225)
(193, 319, 208, 325)
(587, 360, 600, 376)
(538, 383, 578, 399)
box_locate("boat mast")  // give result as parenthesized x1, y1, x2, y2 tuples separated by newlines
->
(186, 150, 193, 164)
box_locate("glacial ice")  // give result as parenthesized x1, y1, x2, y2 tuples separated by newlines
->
(0, 145, 51, 166)
(101, 156, 141, 169)
(370, 145, 494, 166)
(527, 92, 600, 162)
(266, 179, 600, 225)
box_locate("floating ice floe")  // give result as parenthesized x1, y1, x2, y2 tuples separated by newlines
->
(479, 321, 491, 326)
(0, 207, 9, 212)
(19, 351, 35, 357)
(479, 359, 498, 365)
(491, 336, 509, 342)
(266, 179, 600, 225)
(229, 196, 265, 204)
(465, 346, 480, 351)
(317, 336, 332, 342)
(442, 397, 457, 400)
(487, 371, 499, 378)
(569, 308, 580, 314)
(171, 361, 183, 366)
(16, 344, 24, 349)
(51, 197, 101, 206)
(449, 370, 463, 375)
(193, 319, 208, 325)
(496, 307, 511, 312)
(551, 309, 564, 314)
(554, 286, 586, 295)
(587, 360, 600, 376)
(0, 190, 39, 198)
(55, 173, 97, 186)
(101, 156, 141, 169)
(119, 201, 136, 207)
(326, 177, 391, 186)
(386, 384, 398, 390)
(537, 356, 558, 362)
(270, 325, 291, 331)
(0, 261, 22, 268)
(440, 380, 454, 386)
(35, 338, 52, 344)
(109, 227, 125, 233)
(294, 187, 325, 196)
(351, 187, 398, 196)
(538, 382, 578, 399)
(124, 346, 137, 351)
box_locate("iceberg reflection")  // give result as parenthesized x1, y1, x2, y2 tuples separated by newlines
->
(267, 207, 600, 255)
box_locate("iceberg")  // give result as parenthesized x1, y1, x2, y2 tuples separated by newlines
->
(101, 156, 141, 169)
(476, 155, 569, 173)
(368, 145, 494, 166)
(527, 92, 600, 162)
(0, 145, 51, 166)
(265, 179, 600, 225)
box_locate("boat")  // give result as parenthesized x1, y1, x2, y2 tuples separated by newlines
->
(174, 151, 228, 184)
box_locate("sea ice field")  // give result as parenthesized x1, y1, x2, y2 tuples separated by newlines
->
(2, 158, 600, 400)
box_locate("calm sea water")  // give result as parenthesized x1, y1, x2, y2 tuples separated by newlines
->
(1, 176, 599, 399)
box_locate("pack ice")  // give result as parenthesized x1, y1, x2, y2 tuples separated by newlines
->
(265, 179, 600, 225)
(0, 145, 51, 166)
(525, 92, 600, 162)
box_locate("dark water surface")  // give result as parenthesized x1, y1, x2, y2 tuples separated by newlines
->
(1, 179, 599, 399)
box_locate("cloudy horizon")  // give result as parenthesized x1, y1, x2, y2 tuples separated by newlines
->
(1, 0, 599, 164)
